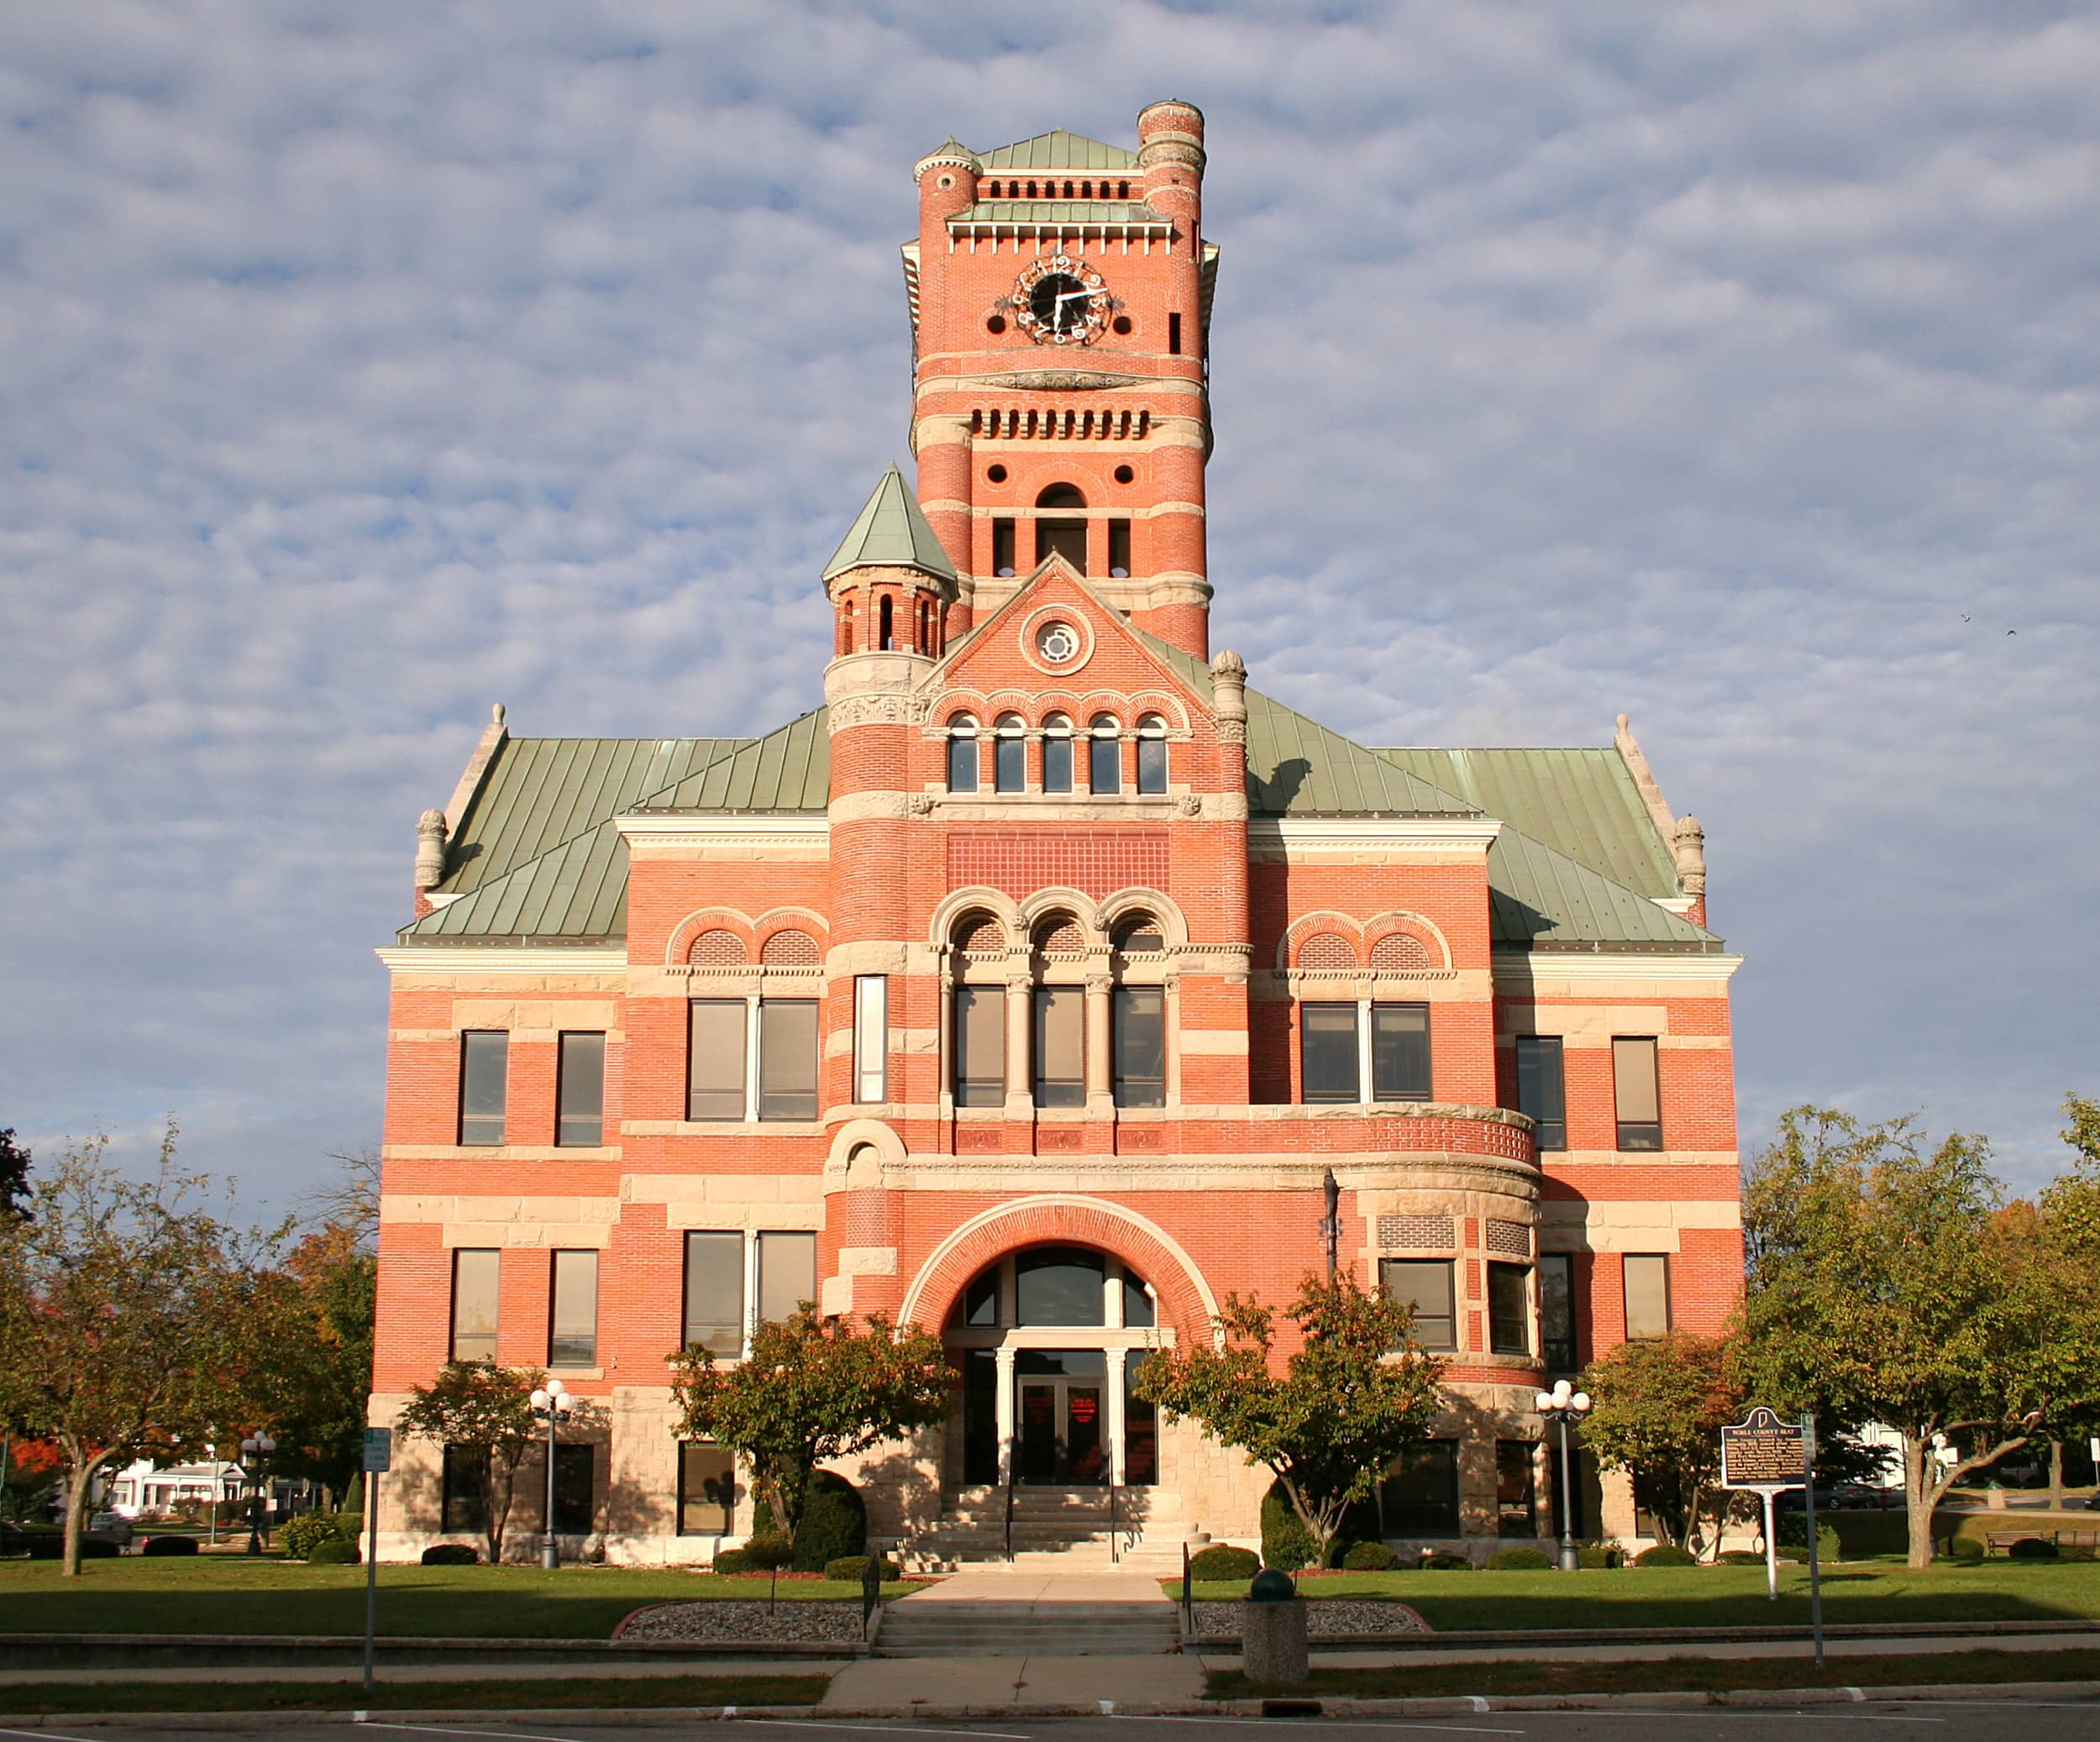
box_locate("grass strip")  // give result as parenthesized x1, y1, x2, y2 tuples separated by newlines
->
(0, 1674, 831, 1716)
(1205, 1646, 2100, 1702)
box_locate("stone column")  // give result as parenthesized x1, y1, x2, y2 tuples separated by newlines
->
(1085, 973, 1113, 1110)
(995, 1347, 1018, 1483)
(1005, 967, 1034, 1116)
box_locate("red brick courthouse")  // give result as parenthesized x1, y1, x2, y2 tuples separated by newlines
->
(371, 104, 1745, 1565)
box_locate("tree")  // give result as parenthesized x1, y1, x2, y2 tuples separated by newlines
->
(0, 1129, 29, 1218)
(396, 1360, 542, 1564)
(669, 1308, 949, 1544)
(1132, 1275, 1445, 1568)
(0, 1127, 279, 1575)
(1737, 1105, 2096, 1568)
(1578, 1330, 1741, 1555)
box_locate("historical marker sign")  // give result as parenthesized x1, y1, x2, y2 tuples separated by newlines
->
(1720, 1405, 1807, 1489)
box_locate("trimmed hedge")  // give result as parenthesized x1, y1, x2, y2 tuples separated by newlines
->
(420, 1543, 479, 1566)
(2009, 1536, 2060, 1560)
(1485, 1545, 1552, 1571)
(1776, 1514, 1841, 1565)
(825, 1555, 900, 1583)
(1421, 1551, 1473, 1570)
(310, 1539, 362, 1565)
(1341, 1541, 1399, 1571)
(792, 1473, 866, 1573)
(279, 1510, 360, 1561)
(1949, 1535, 1986, 1562)
(1189, 1544, 1262, 1582)
(1260, 1488, 1319, 1572)
(1635, 1544, 1698, 1566)
(1577, 1542, 1622, 1569)
(1719, 1549, 1766, 1566)
(141, 1534, 201, 1556)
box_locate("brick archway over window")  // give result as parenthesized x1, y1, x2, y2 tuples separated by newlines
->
(901, 1196, 1216, 1342)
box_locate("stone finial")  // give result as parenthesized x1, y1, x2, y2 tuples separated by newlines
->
(492, 702, 506, 726)
(1210, 648, 1248, 713)
(414, 808, 449, 890)
(1670, 814, 1707, 897)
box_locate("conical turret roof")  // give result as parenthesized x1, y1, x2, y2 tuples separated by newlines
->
(822, 464, 958, 583)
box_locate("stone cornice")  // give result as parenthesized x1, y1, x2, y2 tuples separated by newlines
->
(376, 946, 628, 974)
(1493, 951, 1744, 984)
(1247, 818, 1502, 851)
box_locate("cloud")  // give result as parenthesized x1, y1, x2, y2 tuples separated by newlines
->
(0, 0, 2094, 1209)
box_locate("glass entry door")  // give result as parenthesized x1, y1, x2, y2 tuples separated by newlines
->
(1016, 1349, 1107, 1484)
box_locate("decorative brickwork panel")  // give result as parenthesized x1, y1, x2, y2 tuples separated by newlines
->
(687, 928, 747, 967)
(948, 828, 1169, 900)
(1486, 1218, 1532, 1257)
(1298, 931, 1357, 970)
(1378, 1214, 1455, 1251)
(954, 912, 1006, 954)
(1035, 918, 1087, 953)
(761, 928, 821, 967)
(1370, 932, 1431, 971)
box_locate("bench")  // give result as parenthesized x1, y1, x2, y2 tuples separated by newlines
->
(2061, 1529, 2099, 1550)
(1984, 1528, 2099, 1556)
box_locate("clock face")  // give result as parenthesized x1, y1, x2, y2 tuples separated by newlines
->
(1013, 254, 1109, 347)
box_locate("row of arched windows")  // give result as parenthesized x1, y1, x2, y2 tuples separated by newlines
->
(948, 713, 1168, 795)
(983, 178, 1132, 201)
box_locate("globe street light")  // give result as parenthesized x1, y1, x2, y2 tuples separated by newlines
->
(1534, 1380, 1592, 1572)
(529, 1380, 575, 1571)
(239, 1433, 276, 1556)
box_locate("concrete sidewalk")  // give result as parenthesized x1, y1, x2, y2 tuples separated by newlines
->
(822, 1650, 1204, 1709)
(1194, 1628, 2100, 1672)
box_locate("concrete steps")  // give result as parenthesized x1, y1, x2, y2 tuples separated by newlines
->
(903, 1485, 1209, 1571)
(874, 1600, 1180, 1659)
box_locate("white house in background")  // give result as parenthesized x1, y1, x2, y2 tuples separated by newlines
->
(103, 1457, 244, 1518)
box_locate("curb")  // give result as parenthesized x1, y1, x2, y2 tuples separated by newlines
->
(1197, 1617, 2100, 1653)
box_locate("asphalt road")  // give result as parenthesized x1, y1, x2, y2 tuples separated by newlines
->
(8, 1707, 2099, 1742)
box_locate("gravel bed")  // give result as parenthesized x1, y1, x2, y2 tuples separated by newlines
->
(1187, 1598, 1431, 1638)
(618, 1599, 871, 1643)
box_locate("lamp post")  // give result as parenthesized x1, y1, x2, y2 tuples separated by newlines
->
(1535, 1380, 1592, 1572)
(529, 1380, 574, 1571)
(1319, 1167, 1340, 1281)
(218, 1464, 242, 1548)
(239, 1433, 276, 1556)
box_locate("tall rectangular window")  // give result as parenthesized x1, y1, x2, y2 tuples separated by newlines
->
(953, 985, 1006, 1107)
(1042, 730, 1074, 794)
(1487, 1261, 1530, 1356)
(1107, 518, 1131, 577)
(1613, 1036, 1662, 1151)
(1371, 1003, 1431, 1100)
(678, 1443, 736, 1535)
(1136, 734, 1168, 795)
(853, 976, 886, 1104)
(948, 732, 979, 792)
(441, 1446, 489, 1535)
(1039, 519, 1086, 572)
(757, 1230, 816, 1325)
(995, 732, 1026, 792)
(1301, 1003, 1360, 1103)
(459, 1031, 508, 1146)
(991, 518, 1016, 577)
(1495, 1440, 1537, 1535)
(1379, 1258, 1456, 1351)
(556, 1032, 606, 1146)
(1539, 1251, 1577, 1372)
(1168, 312, 1182, 355)
(1382, 1440, 1460, 1535)
(1515, 1036, 1567, 1149)
(682, 1231, 746, 1356)
(1112, 986, 1165, 1108)
(551, 1443, 595, 1535)
(758, 1000, 819, 1120)
(1624, 1253, 1672, 1341)
(549, 1250, 598, 1367)
(449, 1248, 500, 1363)
(688, 1000, 747, 1121)
(1089, 730, 1121, 794)
(1033, 986, 1086, 1108)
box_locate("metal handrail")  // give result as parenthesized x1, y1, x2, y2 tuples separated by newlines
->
(1003, 1436, 1017, 1561)
(1108, 1477, 1120, 1564)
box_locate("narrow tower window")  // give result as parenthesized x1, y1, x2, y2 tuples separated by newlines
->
(1042, 715, 1074, 794)
(995, 714, 1026, 792)
(1136, 715, 1168, 794)
(1108, 520, 1131, 577)
(878, 594, 894, 652)
(1088, 714, 1121, 794)
(992, 519, 1016, 577)
(947, 716, 980, 793)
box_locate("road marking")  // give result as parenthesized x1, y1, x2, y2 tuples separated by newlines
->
(1528, 1713, 1940, 1725)
(738, 1724, 1032, 1741)
(0, 1728, 94, 1742)
(1114, 1717, 1525, 1735)
(354, 1724, 591, 1742)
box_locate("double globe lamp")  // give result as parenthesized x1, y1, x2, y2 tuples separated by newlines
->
(239, 1432, 276, 1556)
(529, 1379, 575, 1570)
(1533, 1379, 1592, 1572)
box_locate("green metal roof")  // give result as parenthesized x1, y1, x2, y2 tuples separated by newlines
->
(953, 201, 1169, 228)
(822, 465, 958, 583)
(979, 130, 1137, 171)
(1378, 747, 1678, 900)
(1486, 829, 1717, 952)
(631, 711, 830, 813)
(406, 819, 630, 942)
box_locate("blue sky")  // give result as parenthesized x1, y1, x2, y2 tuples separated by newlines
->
(3, 0, 2094, 1213)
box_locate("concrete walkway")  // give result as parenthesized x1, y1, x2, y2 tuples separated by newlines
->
(892, 1565, 1171, 1604)
(822, 1650, 1205, 1709)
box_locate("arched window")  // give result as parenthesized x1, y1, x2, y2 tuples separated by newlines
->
(1298, 931, 1357, 971)
(879, 594, 895, 652)
(947, 715, 980, 793)
(1136, 714, 1168, 795)
(1033, 913, 1087, 953)
(686, 927, 747, 967)
(760, 929, 820, 967)
(1089, 714, 1121, 795)
(953, 910, 1005, 955)
(995, 713, 1026, 793)
(1113, 914, 1164, 955)
(839, 598, 854, 655)
(1036, 483, 1087, 509)
(1042, 714, 1074, 795)
(1371, 932, 1431, 971)
(1036, 484, 1088, 573)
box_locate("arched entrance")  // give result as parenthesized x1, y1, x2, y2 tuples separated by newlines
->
(945, 1245, 1168, 1491)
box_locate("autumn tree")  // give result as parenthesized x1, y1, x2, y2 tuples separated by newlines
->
(1579, 1330, 1742, 1554)
(1738, 1105, 2097, 1568)
(395, 1360, 543, 1564)
(0, 1128, 279, 1575)
(1133, 1275, 1445, 1568)
(670, 1308, 949, 1543)
(0, 1128, 30, 1217)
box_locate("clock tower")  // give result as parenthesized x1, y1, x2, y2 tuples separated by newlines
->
(903, 101, 1218, 658)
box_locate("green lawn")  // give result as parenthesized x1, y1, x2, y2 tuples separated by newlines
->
(0, 1674, 829, 1716)
(0, 1559, 911, 1638)
(1206, 1645, 2100, 1701)
(1167, 1561, 2100, 1632)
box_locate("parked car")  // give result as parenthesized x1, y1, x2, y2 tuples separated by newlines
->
(1828, 1482, 1903, 1510)
(87, 1512, 134, 1545)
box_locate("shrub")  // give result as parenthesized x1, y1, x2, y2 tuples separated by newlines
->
(1260, 1488, 1318, 1572)
(140, 1535, 200, 1557)
(1421, 1551, 1473, 1570)
(1577, 1542, 1621, 1569)
(710, 1548, 753, 1575)
(1189, 1544, 1261, 1582)
(2008, 1536, 2060, 1561)
(420, 1543, 479, 1566)
(1776, 1514, 1840, 1566)
(1719, 1549, 1766, 1566)
(741, 1533, 795, 1571)
(792, 1472, 866, 1573)
(279, 1511, 360, 1561)
(1486, 1545, 1552, 1571)
(1948, 1535, 1986, 1562)
(309, 1539, 362, 1565)
(1635, 1544, 1698, 1566)
(1341, 1541, 1399, 1571)
(825, 1554, 900, 1583)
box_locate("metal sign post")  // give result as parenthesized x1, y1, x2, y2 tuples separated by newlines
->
(1801, 1415, 1825, 1669)
(361, 1427, 392, 1697)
